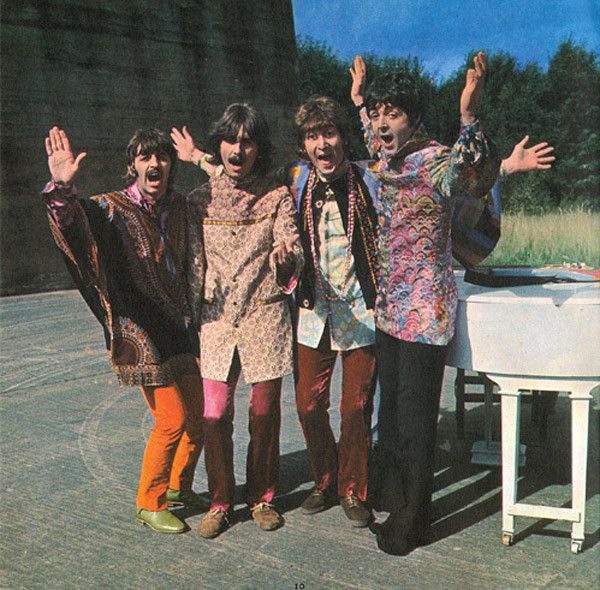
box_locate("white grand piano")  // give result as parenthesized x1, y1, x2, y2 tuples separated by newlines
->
(446, 269, 600, 553)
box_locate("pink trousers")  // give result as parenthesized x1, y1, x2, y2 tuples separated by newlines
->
(202, 352, 281, 511)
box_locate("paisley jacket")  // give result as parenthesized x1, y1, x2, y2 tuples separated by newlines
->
(359, 108, 501, 345)
(187, 171, 303, 383)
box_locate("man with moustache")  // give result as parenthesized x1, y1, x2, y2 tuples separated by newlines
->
(43, 127, 207, 534)
(185, 104, 303, 538)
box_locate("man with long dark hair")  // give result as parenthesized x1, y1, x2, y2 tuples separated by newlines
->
(185, 104, 303, 538)
(43, 126, 207, 534)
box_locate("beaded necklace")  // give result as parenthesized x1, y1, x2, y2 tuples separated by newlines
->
(305, 165, 357, 302)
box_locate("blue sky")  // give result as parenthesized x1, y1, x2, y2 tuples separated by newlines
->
(292, 0, 599, 80)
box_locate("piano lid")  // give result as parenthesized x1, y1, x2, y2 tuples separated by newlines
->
(465, 266, 599, 288)
(456, 269, 600, 306)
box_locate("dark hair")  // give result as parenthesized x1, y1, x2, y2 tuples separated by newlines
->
(365, 72, 425, 126)
(124, 128, 177, 187)
(294, 96, 349, 156)
(208, 103, 272, 176)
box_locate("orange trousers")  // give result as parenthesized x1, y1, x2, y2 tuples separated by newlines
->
(136, 373, 204, 511)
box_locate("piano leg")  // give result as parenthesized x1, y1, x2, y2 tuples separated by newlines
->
(570, 390, 592, 554)
(455, 368, 466, 440)
(483, 375, 596, 552)
(500, 389, 522, 546)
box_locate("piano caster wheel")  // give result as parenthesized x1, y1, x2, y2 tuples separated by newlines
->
(502, 533, 513, 546)
(571, 540, 583, 554)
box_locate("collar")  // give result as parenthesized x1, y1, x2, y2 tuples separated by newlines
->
(125, 182, 172, 213)
(214, 166, 260, 189)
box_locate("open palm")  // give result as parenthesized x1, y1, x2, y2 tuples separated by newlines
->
(503, 135, 555, 174)
(45, 126, 86, 185)
(460, 52, 486, 124)
(349, 54, 367, 106)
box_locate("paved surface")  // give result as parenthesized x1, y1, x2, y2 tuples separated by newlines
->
(1, 290, 598, 589)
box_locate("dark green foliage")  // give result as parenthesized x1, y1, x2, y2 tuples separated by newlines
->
(539, 41, 600, 210)
(295, 38, 600, 211)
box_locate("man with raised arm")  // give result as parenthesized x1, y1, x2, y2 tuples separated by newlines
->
(348, 53, 554, 555)
(43, 127, 207, 534)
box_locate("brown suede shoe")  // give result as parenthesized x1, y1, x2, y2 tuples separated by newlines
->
(251, 502, 283, 531)
(197, 508, 230, 538)
(340, 493, 371, 528)
(301, 487, 335, 514)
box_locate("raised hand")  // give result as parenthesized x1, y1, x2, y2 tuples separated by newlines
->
(45, 127, 87, 186)
(501, 135, 556, 175)
(460, 51, 486, 125)
(171, 126, 205, 165)
(349, 55, 367, 107)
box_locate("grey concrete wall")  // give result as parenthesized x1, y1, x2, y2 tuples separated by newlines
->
(1, 0, 298, 295)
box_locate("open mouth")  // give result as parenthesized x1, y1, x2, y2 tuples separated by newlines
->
(316, 153, 335, 167)
(379, 132, 395, 147)
(228, 153, 244, 167)
(146, 168, 163, 182)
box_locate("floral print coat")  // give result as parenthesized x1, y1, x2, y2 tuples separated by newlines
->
(187, 172, 303, 383)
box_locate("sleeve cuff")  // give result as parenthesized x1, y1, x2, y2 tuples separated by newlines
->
(198, 154, 220, 177)
(279, 275, 298, 295)
(43, 179, 77, 196)
(459, 118, 482, 133)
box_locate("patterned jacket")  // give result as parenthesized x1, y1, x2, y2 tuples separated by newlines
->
(284, 160, 380, 311)
(44, 184, 198, 387)
(187, 171, 303, 383)
(360, 108, 501, 345)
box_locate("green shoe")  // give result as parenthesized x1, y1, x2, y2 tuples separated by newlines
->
(135, 508, 188, 534)
(166, 488, 211, 511)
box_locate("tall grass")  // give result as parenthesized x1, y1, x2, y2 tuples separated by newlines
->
(484, 208, 600, 267)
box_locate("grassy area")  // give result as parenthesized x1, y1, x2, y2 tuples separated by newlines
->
(484, 209, 600, 268)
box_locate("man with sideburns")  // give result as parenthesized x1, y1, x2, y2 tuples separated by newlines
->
(43, 126, 207, 534)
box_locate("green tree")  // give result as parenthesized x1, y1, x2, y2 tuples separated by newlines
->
(541, 41, 600, 209)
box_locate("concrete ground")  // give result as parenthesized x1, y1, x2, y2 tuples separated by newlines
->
(1, 290, 598, 590)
